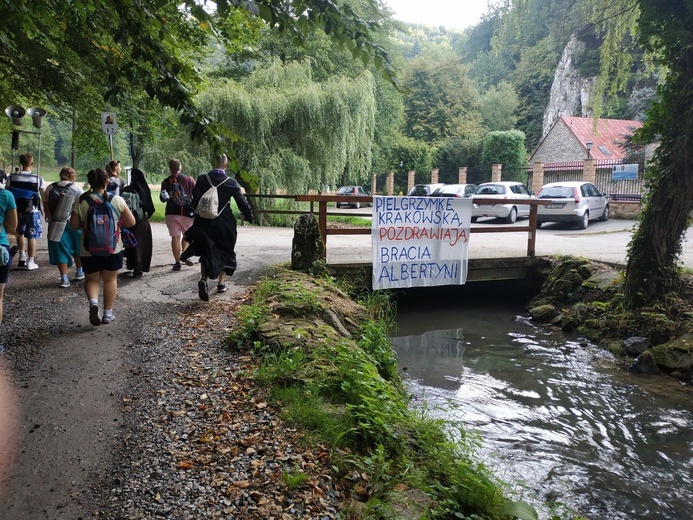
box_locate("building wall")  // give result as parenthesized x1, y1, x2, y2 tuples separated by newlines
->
(531, 121, 586, 163)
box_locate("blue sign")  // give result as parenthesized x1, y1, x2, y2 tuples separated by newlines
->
(612, 164, 639, 180)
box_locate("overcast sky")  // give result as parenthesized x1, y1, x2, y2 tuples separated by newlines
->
(383, 0, 492, 30)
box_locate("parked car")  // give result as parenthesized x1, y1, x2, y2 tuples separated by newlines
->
(430, 184, 477, 198)
(471, 181, 534, 223)
(536, 181, 609, 229)
(336, 185, 371, 208)
(407, 183, 445, 196)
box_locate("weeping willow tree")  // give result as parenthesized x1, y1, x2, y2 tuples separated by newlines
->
(197, 61, 376, 195)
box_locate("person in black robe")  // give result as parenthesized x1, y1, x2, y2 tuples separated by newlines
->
(121, 168, 155, 278)
(181, 154, 253, 301)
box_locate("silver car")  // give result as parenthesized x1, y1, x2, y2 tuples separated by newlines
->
(536, 181, 609, 229)
(408, 183, 444, 196)
(472, 181, 533, 223)
(430, 184, 477, 198)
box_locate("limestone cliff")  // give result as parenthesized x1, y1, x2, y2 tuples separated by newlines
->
(542, 34, 595, 137)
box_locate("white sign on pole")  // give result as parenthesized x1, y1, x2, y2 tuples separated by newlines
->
(371, 196, 472, 290)
(101, 111, 118, 135)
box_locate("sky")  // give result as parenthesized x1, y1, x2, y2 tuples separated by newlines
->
(383, 0, 492, 30)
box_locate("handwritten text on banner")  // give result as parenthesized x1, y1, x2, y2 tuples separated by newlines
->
(371, 196, 472, 290)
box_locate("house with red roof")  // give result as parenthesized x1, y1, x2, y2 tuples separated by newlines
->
(529, 116, 642, 163)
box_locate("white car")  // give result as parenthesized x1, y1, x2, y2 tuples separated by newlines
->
(536, 181, 609, 230)
(471, 181, 534, 223)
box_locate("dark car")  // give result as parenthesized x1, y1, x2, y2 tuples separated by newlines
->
(336, 185, 371, 208)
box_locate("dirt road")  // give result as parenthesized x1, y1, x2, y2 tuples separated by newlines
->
(0, 223, 273, 519)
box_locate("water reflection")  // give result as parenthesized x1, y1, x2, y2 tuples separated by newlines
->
(391, 303, 693, 520)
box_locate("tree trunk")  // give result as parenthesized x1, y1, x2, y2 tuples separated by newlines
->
(624, 8, 693, 307)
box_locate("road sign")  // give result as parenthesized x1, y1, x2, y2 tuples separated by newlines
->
(101, 112, 118, 135)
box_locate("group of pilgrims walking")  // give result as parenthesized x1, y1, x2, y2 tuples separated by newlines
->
(0, 152, 253, 335)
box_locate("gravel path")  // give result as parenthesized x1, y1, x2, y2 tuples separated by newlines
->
(0, 224, 343, 519)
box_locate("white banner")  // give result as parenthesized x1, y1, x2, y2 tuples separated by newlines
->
(372, 196, 472, 290)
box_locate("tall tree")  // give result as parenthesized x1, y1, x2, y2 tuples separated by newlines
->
(197, 61, 376, 194)
(623, 0, 693, 306)
(401, 49, 485, 145)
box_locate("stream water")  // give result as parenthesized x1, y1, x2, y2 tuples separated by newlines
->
(390, 289, 692, 519)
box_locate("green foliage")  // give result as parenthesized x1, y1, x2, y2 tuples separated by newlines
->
(480, 130, 527, 180)
(479, 81, 519, 132)
(401, 49, 485, 145)
(197, 61, 376, 192)
(230, 269, 517, 518)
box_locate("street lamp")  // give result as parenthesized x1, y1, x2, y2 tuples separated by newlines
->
(586, 141, 593, 159)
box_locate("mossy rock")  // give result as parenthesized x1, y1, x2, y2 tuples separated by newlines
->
(263, 271, 369, 337)
(650, 334, 693, 370)
(528, 304, 559, 323)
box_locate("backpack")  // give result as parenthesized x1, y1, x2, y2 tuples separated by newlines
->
(169, 175, 191, 208)
(80, 192, 120, 256)
(121, 190, 144, 222)
(8, 173, 40, 213)
(47, 182, 75, 221)
(196, 174, 230, 219)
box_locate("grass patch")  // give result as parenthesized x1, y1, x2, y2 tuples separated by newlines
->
(327, 215, 372, 227)
(227, 269, 534, 519)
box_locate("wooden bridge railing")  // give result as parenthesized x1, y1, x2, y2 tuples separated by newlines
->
(294, 195, 552, 259)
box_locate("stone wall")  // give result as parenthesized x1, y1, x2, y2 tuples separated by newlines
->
(532, 120, 585, 163)
(609, 201, 641, 219)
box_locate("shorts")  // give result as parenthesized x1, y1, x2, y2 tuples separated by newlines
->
(0, 244, 15, 283)
(17, 211, 43, 239)
(80, 251, 124, 274)
(48, 227, 81, 266)
(166, 214, 194, 237)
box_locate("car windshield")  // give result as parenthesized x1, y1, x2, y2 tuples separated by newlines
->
(475, 185, 505, 195)
(539, 187, 574, 199)
(337, 187, 354, 195)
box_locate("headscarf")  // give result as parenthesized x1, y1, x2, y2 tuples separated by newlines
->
(126, 168, 155, 218)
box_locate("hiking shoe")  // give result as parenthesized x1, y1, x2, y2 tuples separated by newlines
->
(184, 259, 194, 266)
(26, 260, 39, 271)
(74, 270, 85, 281)
(132, 270, 143, 278)
(17, 259, 26, 269)
(101, 314, 116, 325)
(198, 279, 209, 301)
(59, 278, 71, 288)
(172, 262, 182, 271)
(217, 283, 228, 294)
(89, 304, 101, 326)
